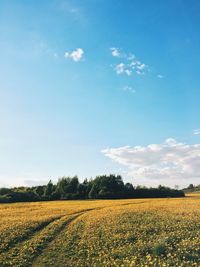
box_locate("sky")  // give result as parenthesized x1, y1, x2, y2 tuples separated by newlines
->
(0, 0, 200, 188)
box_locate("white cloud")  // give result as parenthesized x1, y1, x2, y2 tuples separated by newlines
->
(64, 52, 69, 57)
(137, 63, 146, 70)
(115, 64, 132, 76)
(115, 63, 125, 74)
(129, 61, 136, 67)
(125, 69, 132, 76)
(64, 48, 84, 62)
(193, 129, 200, 135)
(102, 138, 200, 187)
(111, 48, 148, 76)
(136, 70, 143, 75)
(110, 47, 163, 79)
(110, 47, 120, 57)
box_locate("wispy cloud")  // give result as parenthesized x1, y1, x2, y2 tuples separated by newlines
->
(115, 63, 125, 74)
(64, 48, 84, 62)
(110, 47, 149, 76)
(102, 138, 200, 186)
(125, 69, 132, 76)
(122, 86, 136, 94)
(60, 1, 85, 22)
(157, 74, 164, 79)
(24, 179, 49, 187)
(193, 129, 200, 135)
(110, 47, 121, 57)
(136, 70, 143, 75)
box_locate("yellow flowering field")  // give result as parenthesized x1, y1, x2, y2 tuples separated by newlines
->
(0, 196, 199, 266)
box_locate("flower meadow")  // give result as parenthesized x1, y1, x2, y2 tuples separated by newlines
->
(0, 195, 199, 266)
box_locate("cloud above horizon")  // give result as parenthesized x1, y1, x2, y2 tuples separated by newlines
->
(64, 48, 84, 61)
(102, 138, 200, 186)
(122, 85, 136, 94)
(110, 47, 121, 57)
(110, 47, 149, 76)
(193, 129, 200, 135)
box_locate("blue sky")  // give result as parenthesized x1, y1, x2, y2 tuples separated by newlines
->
(0, 0, 200, 188)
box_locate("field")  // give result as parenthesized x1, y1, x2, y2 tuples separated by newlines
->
(0, 195, 199, 267)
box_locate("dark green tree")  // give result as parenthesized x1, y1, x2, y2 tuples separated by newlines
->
(44, 180, 54, 199)
(34, 186, 44, 198)
(89, 184, 98, 199)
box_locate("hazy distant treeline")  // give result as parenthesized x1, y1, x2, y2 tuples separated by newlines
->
(0, 174, 185, 203)
(183, 183, 200, 193)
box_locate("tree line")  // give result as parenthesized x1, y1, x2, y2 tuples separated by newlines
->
(183, 183, 200, 193)
(0, 174, 185, 203)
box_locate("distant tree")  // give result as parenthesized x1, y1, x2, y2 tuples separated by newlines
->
(70, 176, 79, 193)
(34, 186, 44, 198)
(56, 176, 79, 198)
(125, 183, 134, 196)
(0, 174, 185, 203)
(88, 174, 126, 199)
(56, 177, 71, 197)
(188, 184, 194, 189)
(98, 187, 111, 199)
(85, 179, 94, 195)
(83, 178, 88, 185)
(77, 184, 87, 198)
(44, 180, 54, 199)
(0, 188, 12, 195)
(89, 184, 98, 199)
(125, 183, 134, 191)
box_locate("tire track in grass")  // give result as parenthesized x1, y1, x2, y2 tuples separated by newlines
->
(32, 202, 153, 266)
(119, 201, 146, 206)
(0, 212, 84, 267)
(0, 207, 97, 255)
(0, 216, 62, 254)
(32, 206, 116, 267)
(32, 210, 98, 267)
(0, 207, 101, 267)
(32, 214, 84, 267)
(0, 202, 148, 266)
(32, 204, 144, 267)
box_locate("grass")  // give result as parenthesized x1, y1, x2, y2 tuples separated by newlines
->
(0, 196, 199, 266)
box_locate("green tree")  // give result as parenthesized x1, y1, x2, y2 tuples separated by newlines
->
(89, 184, 98, 199)
(34, 186, 44, 198)
(188, 184, 194, 189)
(44, 180, 54, 199)
(56, 176, 79, 198)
